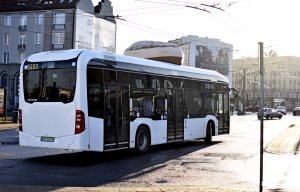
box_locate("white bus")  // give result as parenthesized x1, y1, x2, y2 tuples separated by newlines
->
(19, 49, 230, 153)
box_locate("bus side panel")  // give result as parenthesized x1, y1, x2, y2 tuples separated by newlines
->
(129, 121, 139, 149)
(184, 116, 219, 140)
(68, 130, 90, 151)
(89, 117, 104, 152)
(205, 115, 219, 136)
(129, 119, 167, 148)
(151, 120, 167, 145)
(184, 118, 206, 140)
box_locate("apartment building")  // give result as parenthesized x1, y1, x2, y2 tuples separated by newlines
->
(0, 0, 116, 111)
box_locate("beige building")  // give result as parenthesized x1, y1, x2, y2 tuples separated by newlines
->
(233, 55, 300, 110)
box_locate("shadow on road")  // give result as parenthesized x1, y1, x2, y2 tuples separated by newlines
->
(0, 141, 219, 188)
(30, 141, 221, 166)
(0, 140, 221, 189)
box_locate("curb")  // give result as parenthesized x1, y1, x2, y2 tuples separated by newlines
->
(265, 124, 300, 154)
(0, 137, 19, 145)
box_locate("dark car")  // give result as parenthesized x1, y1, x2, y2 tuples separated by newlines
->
(257, 108, 282, 120)
(246, 105, 260, 112)
(293, 107, 300, 116)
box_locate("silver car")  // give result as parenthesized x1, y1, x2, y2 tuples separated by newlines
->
(257, 108, 283, 120)
(275, 106, 287, 115)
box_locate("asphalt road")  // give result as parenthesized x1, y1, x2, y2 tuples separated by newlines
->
(0, 113, 300, 191)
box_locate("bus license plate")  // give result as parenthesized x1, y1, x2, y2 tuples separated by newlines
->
(40, 136, 55, 142)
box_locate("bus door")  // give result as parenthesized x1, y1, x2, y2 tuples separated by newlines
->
(167, 89, 185, 142)
(104, 84, 130, 151)
(217, 93, 230, 134)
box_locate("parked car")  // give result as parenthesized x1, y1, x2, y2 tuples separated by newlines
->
(245, 105, 260, 112)
(245, 106, 252, 112)
(275, 106, 287, 115)
(257, 108, 282, 120)
(293, 107, 300, 116)
(253, 105, 260, 112)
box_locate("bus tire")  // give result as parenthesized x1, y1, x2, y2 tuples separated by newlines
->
(135, 126, 150, 154)
(204, 121, 213, 144)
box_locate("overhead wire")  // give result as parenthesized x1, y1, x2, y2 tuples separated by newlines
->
(134, 0, 186, 7)
(117, 19, 179, 39)
(122, 6, 184, 17)
(0, 0, 244, 55)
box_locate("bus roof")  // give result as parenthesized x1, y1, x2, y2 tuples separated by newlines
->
(25, 49, 228, 84)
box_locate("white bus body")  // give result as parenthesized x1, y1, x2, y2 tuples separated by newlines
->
(19, 49, 230, 153)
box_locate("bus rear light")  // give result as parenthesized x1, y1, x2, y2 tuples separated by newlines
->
(75, 110, 85, 134)
(18, 110, 22, 132)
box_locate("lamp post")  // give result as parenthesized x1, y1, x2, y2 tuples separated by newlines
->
(240, 70, 259, 114)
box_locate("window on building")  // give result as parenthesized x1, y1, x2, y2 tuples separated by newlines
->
(4, 33, 10, 45)
(36, 14, 43, 25)
(17, 74, 20, 96)
(53, 32, 64, 44)
(44, 0, 53, 4)
(19, 52, 25, 63)
(4, 52, 9, 63)
(4, 15, 11, 26)
(1, 74, 8, 88)
(54, 13, 66, 25)
(35, 33, 42, 44)
(20, 15, 27, 26)
(19, 34, 26, 45)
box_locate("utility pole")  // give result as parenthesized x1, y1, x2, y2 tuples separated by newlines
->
(242, 68, 246, 114)
(258, 42, 264, 192)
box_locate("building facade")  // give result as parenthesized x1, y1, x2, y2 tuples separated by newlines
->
(169, 35, 233, 88)
(233, 56, 300, 110)
(0, 0, 116, 111)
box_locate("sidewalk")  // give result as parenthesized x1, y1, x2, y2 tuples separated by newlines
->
(0, 122, 18, 130)
(0, 185, 258, 192)
(2, 185, 298, 192)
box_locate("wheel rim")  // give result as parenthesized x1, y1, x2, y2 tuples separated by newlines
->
(137, 130, 147, 150)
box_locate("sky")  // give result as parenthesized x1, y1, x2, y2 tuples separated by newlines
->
(92, 0, 300, 59)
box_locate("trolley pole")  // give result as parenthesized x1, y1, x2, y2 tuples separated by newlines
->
(258, 42, 264, 192)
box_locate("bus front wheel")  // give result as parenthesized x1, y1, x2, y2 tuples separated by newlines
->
(204, 121, 213, 144)
(135, 126, 150, 154)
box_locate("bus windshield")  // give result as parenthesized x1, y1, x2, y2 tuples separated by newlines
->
(23, 59, 76, 103)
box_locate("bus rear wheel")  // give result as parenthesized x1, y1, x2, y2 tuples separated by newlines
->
(204, 121, 213, 144)
(135, 126, 150, 154)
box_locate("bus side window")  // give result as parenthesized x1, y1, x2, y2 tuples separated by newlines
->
(142, 97, 154, 117)
(87, 68, 104, 118)
(155, 96, 165, 115)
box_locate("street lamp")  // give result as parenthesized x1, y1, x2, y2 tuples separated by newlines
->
(239, 69, 259, 114)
